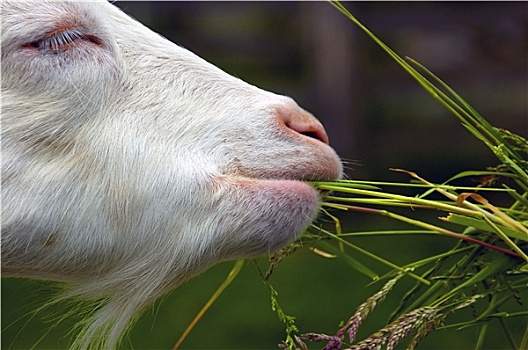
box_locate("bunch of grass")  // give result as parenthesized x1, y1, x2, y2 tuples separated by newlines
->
(272, 1, 527, 349)
(174, 2, 526, 349)
(270, 1, 528, 350)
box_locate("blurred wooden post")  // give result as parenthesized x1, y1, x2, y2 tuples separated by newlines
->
(300, 2, 366, 177)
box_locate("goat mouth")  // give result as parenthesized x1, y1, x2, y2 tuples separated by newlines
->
(221, 141, 343, 182)
(223, 162, 342, 184)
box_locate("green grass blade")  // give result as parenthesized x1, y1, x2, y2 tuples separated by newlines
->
(436, 254, 519, 306)
(443, 214, 527, 242)
(172, 260, 244, 350)
(406, 58, 517, 154)
(319, 229, 429, 284)
(316, 241, 379, 280)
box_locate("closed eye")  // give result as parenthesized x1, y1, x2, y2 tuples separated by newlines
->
(24, 29, 103, 54)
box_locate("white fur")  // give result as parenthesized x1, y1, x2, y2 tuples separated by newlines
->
(1, 1, 342, 348)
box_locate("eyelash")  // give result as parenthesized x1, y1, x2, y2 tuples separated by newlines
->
(26, 29, 101, 54)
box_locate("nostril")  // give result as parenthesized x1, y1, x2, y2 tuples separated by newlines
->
(300, 130, 327, 142)
(284, 119, 330, 145)
(279, 105, 330, 145)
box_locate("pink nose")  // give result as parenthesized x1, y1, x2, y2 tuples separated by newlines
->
(277, 105, 330, 145)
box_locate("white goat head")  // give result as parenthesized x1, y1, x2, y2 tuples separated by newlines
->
(1, 1, 342, 348)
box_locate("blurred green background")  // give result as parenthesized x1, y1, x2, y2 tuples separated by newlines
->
(2, 1, 526, 349)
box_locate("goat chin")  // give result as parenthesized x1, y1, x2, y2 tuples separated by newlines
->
(1, 1, 342, 348)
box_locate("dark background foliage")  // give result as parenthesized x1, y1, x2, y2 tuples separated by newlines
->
(2, 2, 526, 349)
